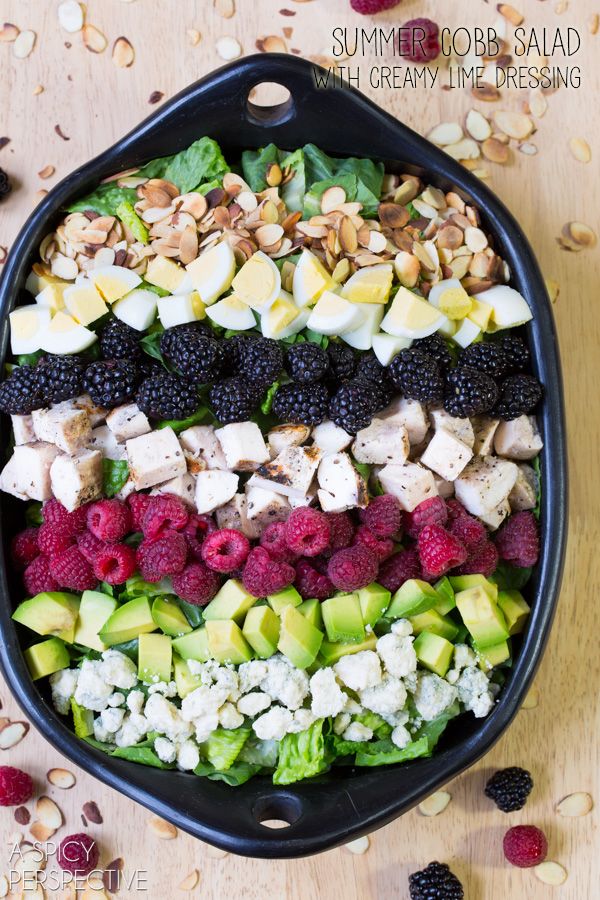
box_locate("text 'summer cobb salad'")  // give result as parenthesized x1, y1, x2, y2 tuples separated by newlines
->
(0, 136, 542, 785)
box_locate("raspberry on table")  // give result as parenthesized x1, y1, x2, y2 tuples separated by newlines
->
(260, 521, 297, 563)
(11, 528, 40, 569)
(92, 543, 137, 585)
(350, 0, 402, 14)
(136, 532, 188, 582)
(417, 524, 467, 578)
(448, 511, 487, 550)
(454, 539, 499, 577)
(485, 766, 533, 812)
(324, 511, 355, 553)
(171, 561, 220, 606)
(37, 523, 75, 558)
(141, 494, 190, 541)
(57, 832, 100, 877)
(49, 546, 97, 591)
(127, 493, 153, 532)
(201, 528, 251, 573)
(377, 547, 421, 592)
(242, 547, 295, 597)
(0, 766, 34, 806)
(353, 525, 394, 563)
(294, 559, 334, 600)
(327, 543, 379, 592)
(408, 861, 464, 900)
(87, 499, 132, 544)
(360, 494, 402, 539)
(42, 499, 88, 536)
(23, 555, 60, 595)
(285, 507, 331, 557)
(503, 825, 547, 868)
(495, 511, 539, 568)
(77, 530, 107, 565)
(399, 17, 441, 63)
(404, 496, 448, 539)
(183, 514, 217, 559)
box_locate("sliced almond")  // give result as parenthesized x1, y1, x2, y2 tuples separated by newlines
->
(0, 23, 19, 42)
(545, 278, 559, 303)
(518, 142, 538, 156)
(472, 83, 500, 102)
(178, 870, 200, 891)
(412, 198, 437, 219)
(20, 885, 45, 899)
(332, 258, 350, 283)
(187, 29, 201, 46)
(81, 885, 109, 899)
(482, 137, 510, 164)
(214, 0, 235, 17)
(338, 216, 358, 254)
(437, 225, 464, 251)
(82, 800, 103, 824)
(449, 255, 471, 279)
(493, 110, 534, 141)
(13, 30, 36, 59)
(179, 192, 209, 220)
(367, 231, 387, 254)
(0, 721, 29, 749)
(262, 35, 287, 53)
(445, 138, 480, 161)
(497, 3, 524, 25)
(216, 36, 242, 60)
(102, 858, 123, 894)
(30, 822, 56, 842)
(590, 13, 599, 34)
(535, 861, 567, 886)
(83, 24, 107, 53)
(58, 1, 84, 33)
(112, 36, 135, 68)
(421, 186, 446, 210)
(555, 0, 568, 13)
(394, 180, 419, 205)
(418, 790, 452, 817)
(148, 815, 178, 839)
(427, 122, 464, 146)
(569, 137, 591, 163)
(321, 186, 346, 214)
(256, 224, 284, 247)
(344, 835, 369, 855)
(466, 109, 492, 142)
(464, 227, 488, 253)
(529, 91, 547, 118)
(33, 84, 44, 95)
(35, 796, 63, 831)
(565, 221, 597, 249)
(379, 203, 409, 229)
(266, 162, 283, 187)
(47, 768, 76, 789)
(556, 791, 593, 817)
(179, 225, 199, 265)
(38, 165, 55, 180)
(237, 191, 258, 212)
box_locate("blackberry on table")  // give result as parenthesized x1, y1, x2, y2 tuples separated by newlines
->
(499, 334, 530, 373)
(0, 366, 43, 415)
(0, 168, 12, 202)
(99, 318, 141, 361)
(485, 766, 533, 812)
(83, 360, 139, 408)
(409, 861, 464, 900)
(328, 379, 374, 434)
(36, 355, 84, 404)
(495, 374, 542, 420)
(388, 348, 444, 404)
(160, 330, 225, 384)
(137, 374, 199, 420)
(459, 341, 508, 379)
(326, 342, 355, 382)
(209, 377, 260, 424)
(285, 342, 329, 384)
(444, 366, 498, 418)
(236, 337, 283, 388)
(272, 382, 329, 426)
(413, 333, 453, 371)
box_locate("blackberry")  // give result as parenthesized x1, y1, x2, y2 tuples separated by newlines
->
(35, 355, 84, 404)
(272, 382, 329, 426)
(459, 341, 508, 378)
(0, 366, 43, 415)
(99, 318, 141, 361)
(327, 342, 355, 382)
(83, 360, 139, 408)
(285, 343, 329, 384)
(137, 356, 165, 381)
(223, 332, 260, 373)
(444, 366, 498, 418)
(413, 333, 453, 371)
(209, 377, 259, 424)
(355, 353, 394, 408)
(499, 334, 530, 373)
(236, 337, 283, 388)
(137, 374, 199, 420)
(161, 330, 225, 384)
(328, 380, 374, 434)
(388, 348, 444, 403)
(0, 168, 11, 202)
(485, 767, 533, 812)
(409, 862, 464, 900)
(495, 374, 542, 420)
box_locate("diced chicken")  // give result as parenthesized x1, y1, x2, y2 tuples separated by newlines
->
(115, 477, 136, 501)
(420, 429, 473, 482)
(215, 422, 269, 472)
(70, 394, 107, 426)
(311, 420, 353, 454)
(429, 408, 475, 448)
(454, 456, 519, 516)
(377, 462, 438, 512)
(0, 442, 60, 501)
(88, 425, 125, 461)
(126, 426, 186, 490)
(431, 472, 454, 499)
(105, 404, 151, 443)
(151, 473, 196, 505)
(50, 449, 103, 511)
(478, 498, 511, 531)
(268, 424, 312, 459)
(508, 463, 538, 511)
(378, 397, 429, 446)
(494, 415, 543, 460)
(289, 484, 318, 509)
(179, 425, 227, 471)
(249, 446, 322, 499)
(215, 494, 257, 538)
(195, 470, 239, 515)
(245, 486, 291, 531)
(32, 401, 91, 453)
(11, 415, 35, 446)
(471, 416, 500, 456)
(352, 418, 409, 465)
(317, 452, 368, 513)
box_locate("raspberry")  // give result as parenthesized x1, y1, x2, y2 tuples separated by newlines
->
(404, 496, 447, 539)
(294, 559, 334, 600)
(485, 767, 533, 812)
(57, 832, 99, 877)
(495, 511, 540, 568)
(503, 825, 547, 868)
(11, 528, 40, 569)
(360, 495, 402, 539)
(0, 766, 34, 806)
(454, 540, 499, 577)
(142, 494, 190, 541)
(172, 561, 220, 606)
(87, 499, 132, 543)
(184, 514, 217, 559)
(260, 521, 297, 563)
(242, 547, 295, 597)
(285, 508, 330, 557)
(77, 530, 107, 565)
(37, 522, 75, 557)
(42, 499, 88, 535)
(417, 524, 467, 578)
(49, 546, 97, 591)
(448, 512, 487, 550)
(325, 512, 355, 552)
(353, 525, 394, 562)
(127, 493, 153, 531)
(327, 544, 378, 592)
(136, 532, 187, 582)
(399, 18, 441, 63)
(92, 543, 137, 584)
(377, 547, 421, 592)
(201, 528, 250, 573)
(446, 498, 469, 521)
(23, 555, 60, 595)
(350, 0, 401, 13)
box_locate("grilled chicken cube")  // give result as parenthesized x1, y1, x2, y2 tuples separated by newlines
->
(429, 408, 475, 448)
(471, 416, 500, 456)
(245, 486, 290, 532)
(70, 394, 107, 427)
(126, 426, 186, 490)
(0, 442, 60, 501)
(88, 425, 125, 461)
(454, 456, 518, 516)
(317, 452, 368, 513)
(215, 494, 256, 538)
(268, 424, 312, 459)
(420, 428, 473, 482)
(195, 469, 239, 515)
(311, 420, 353, 454)
(508, 463, 538, 511)
(179, 425, 227, 471)
(106, 404, 151, 443)
(377, 462, 438, 512)
(378, 397, 429, 446)
(150, 473, 196, 505)
(32, 401, 91, 453)
(11, 414, 35, 446)
(215, 422, 269, 472)
(50, 449, 103, 511)
(494, 415, 543, 460)
(249, 446, 322, 499)
(478, 498, 511, 531)
(352, 418, 409, 465)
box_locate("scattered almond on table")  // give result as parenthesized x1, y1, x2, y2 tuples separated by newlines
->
(112, 36, 135, 68)
(344, 835, 370, 855)
(568, 137, 591, 163)
(418, 791, 452, 817)
(178, 869, 200, 891)
(556, 791, 593, 816)
(82, 24, 107, 53)
(216, 36, 242, 60)
(535, 860, 568, 885)
(148, 815, 178, 839)
(47, 767, 76, 789)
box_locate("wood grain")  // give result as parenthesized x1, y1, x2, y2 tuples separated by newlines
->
(0, 1, 598, 897)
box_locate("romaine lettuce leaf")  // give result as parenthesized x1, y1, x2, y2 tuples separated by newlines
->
(241, 144, 281, 192)
(273, 719, 328, 785)
(238, 735, 279, 768)
(303, 144, 336, 183)
(116, 201, 149, 244)
(303, 173, 357, 219)
(280, 148, 305, 212)
(354, 735, 429, 766)
(162, 137, 229, 194)
(201, 726, 251, 771)
(69, 184, 138, 216)
(193, 760, 262, 785)
(413, 700, 460, 752)
(102, 459, 130, 498)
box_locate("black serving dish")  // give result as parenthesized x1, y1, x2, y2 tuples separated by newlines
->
(0, 54, 567, 858)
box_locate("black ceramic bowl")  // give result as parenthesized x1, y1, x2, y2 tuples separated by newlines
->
(0, 55, 567, 858)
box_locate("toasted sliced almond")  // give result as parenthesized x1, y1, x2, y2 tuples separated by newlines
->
(412, 198, 437, 219)
(321, 186, 346, 214)
(421, 186, 446, 210)
(472, 83, 500, 102)
(565, 221, 597, 248)
(497, 3, 524, 24)
(47, 768, 76, 790)
(0, 721, 29, 749)
(82, 800, 103, 824)
(263, 35, 287, 52)
(179, 225, 199, 265)
(344, 835, 370, 855)
(545, 278, 559, 303)
(237, 191, 258, 212)
(216, 36, 242, 60)
(466, 109, 492, 142)
(518, 142, 538, 156)
(590, 13, 599, 34)
(427, 122, 464, 146)
(555, 0, 568, 13)
(521, 685, 539, 708)
(569, 137, 591, 163)
(445, 138, 480, 161)
(493, 110, 534, 141)
(83, 24, 107, 53)
(38, 165, 55, 180)
(112, 36, 135, 67)
(535, 861, 567, 885)
(529, 91, 547, 118)
(30, 822, 56, 842)
(379, 203, 409, 229)
(338, 216, 358, 254)
(33, 84, 44, 95)
(58, 1, 84, 33)
(256, 223, 284, 247)
(266, 162, 283, 187)
(20, 885, 45, 899)
(367, 231, 387, 254)
(187, 29, 201, 46)
(556, 792, 593, 817)
(148, 815, 178, 839)
(464, 227, 488, 253)
(394, 180, 419, 205)
(437, 225, 464, 251)
(0, 23, 19, 42)
(36, 796, 63, 830)
(481, 137, 510, 163)
(418, 791, 452, 817)
(178, 870, 200, 891)
(13, 30, 36, 58)
(214, 0, 235, 17)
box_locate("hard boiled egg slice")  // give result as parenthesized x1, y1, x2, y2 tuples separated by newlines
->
(39, 311, 97, 354)
(187, 241, 236, 306)
(89, 266, 141, 304)
(231, 250, 280, 312)
(467, 295, 494, 331)
(35, 282, 67, 314)
(339, 263, 393, 305)
(452, 317, 481, 348)
(293, 249, 335, 308)
(380, 286, 445, 339)
(113, 289, 159, 331)
(157, 292, 205, 329)
(428, 278, 472, 320)
(146, 256, 187, 294)
(260, 290, 301, 338)
(206, 295, 257, 331)
(372, 333, 412, 366)
(63, 280, 109, 326)
(340, 303, 384, 350)
(25, 265, 63, 298)
(306, 290, 365, 336)
(473, 284, 532, 330)
(172, 271, 195, 296)
(10, 306, 51, 354)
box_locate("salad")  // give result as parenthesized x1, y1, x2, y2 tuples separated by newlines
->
(0, 136, 543, 786)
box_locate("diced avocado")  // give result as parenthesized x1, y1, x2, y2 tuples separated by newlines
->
(413, 631, 454, 677)
(203, 579, 256, 624)
(71, 698, 94, 737)
(409, 609, 459, 642)
(450, 574, 498, 600)
(455, 586, 509, 649)
(278, 604, 323, 669)
(267, 585, 302, 615)
(23, 637, 69, 680)
(321, 593, 365, 643)
(434, 576, 456, 615)
(173, 654, 202, 698)
(298, 598, 323, 629)
(99, 596, 157, 646)
(206, 620, 253, 665)
(318, 633, 377, 666)
(151, 596, 193, 637)
(477, 639, 511, 672)
(243, 606, 280, 659)
(138, 633, 172, 684)
(497, 590, 530, 635)
(13, 592, 80, 641)
(73, 591, 118, 652)
(387, 579, 439, 619)
(358, 582, 391, 628)
(172, 627, 210, 662)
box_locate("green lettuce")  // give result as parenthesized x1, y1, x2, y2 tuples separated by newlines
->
(156, 406, 212, 435)
(354, 735, 430, 767)
(273, 719, 328, 785)
(280, 148, 305, 212)
(303, 173, 357, 219)
(193, 760, 262, 785)
(102, 459, 130, 498)
(414, 700, 460, 752)
(116, 200, 149, 244)
(490, 563, 533, 592)
(201, 727, 251, 771)
(241, 143, 281, 192)
(144, 137, 229, 194)
(69, 184, 138, 216)
(238, 735, 279, 768)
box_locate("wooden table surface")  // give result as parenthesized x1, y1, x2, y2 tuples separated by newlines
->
(0, 0, 598, 896)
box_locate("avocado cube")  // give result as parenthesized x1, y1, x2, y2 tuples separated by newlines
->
(455, 586, 509, 648)
(206, 620, 253, 665)
(278, 605, 323, 669)
(477, 639, 511, 672)
(151, 597, 193, 637)
(13, 592, 80, 641)
(71, 698, 94, 737)
(409, 609, 459, 642)
(497, 590, 530, 635)
(413, 631, 454, 677)
(321, 593, 365, 643)
(173, 654, 202, 698)
(172, 627, 210, 662)
(358, 582, 391, 628)
(450, 574, 498, 601)
(23, 637, 70, 680)
(73, 591, 118, 652)
(318, 633, 377, 666)
(243, 606, 280, 659)
(387, 579, 439, 619)
(433, 576, 456, 616)
(203, 579, 256, 624)
(99, 596, 157, 646)
(138, 633, 172, 684)
(267, 585, 302, 615)
(298, 598, 323, 630)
